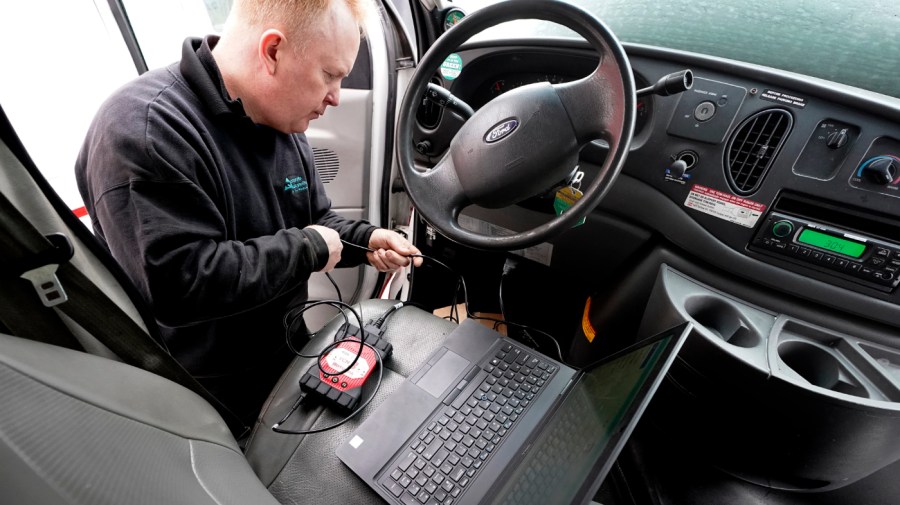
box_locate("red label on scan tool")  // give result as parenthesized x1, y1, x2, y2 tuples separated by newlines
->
(321, 341, 377, 391)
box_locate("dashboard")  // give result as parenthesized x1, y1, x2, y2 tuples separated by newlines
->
(411, 40, 900, 330)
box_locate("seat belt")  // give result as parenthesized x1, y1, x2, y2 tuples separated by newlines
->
(0, 193, 249, 438)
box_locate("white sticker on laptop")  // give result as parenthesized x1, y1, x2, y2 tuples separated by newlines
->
(349, 435, 364, 449)
(684, 184, 765, 228)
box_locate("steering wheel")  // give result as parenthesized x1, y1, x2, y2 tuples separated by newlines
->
(397, 0, 635, 250)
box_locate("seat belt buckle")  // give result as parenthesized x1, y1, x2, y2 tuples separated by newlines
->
(21, 264, 68, 307)
(17, 233, 74, 308)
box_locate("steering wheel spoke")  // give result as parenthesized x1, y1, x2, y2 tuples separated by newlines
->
(554, 56, 631, 147)
(413, 153, 470, 220)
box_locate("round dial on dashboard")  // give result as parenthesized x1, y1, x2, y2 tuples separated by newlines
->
(772, 220, 794, 238)
(859, 156, 899, 185)
(848, 137, 900, 198)
(443, 8, 465, 32)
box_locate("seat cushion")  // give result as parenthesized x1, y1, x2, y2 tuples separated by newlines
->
(0, 333, 279, 505)
(244, 299, 458, 502)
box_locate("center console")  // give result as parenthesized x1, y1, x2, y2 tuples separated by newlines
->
(638, 265, 900, 492)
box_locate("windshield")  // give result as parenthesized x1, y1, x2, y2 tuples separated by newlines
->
(452, 0, 900, 100)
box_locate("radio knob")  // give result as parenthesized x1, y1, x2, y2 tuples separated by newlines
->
(862, 157, 897, 185)
(772, 220, 794, 238)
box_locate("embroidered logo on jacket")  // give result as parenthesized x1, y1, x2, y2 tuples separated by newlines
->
(284, 176, 309, 193)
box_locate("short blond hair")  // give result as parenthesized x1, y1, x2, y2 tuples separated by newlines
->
(233, 0, 375, 39)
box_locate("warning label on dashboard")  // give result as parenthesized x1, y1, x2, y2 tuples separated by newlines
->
(684, 184, 766, 228)
(760, 89, 807, 109)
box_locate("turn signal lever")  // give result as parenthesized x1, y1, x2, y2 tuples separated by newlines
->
(636, 69, 693, 98)
(424, 83, 475, 120)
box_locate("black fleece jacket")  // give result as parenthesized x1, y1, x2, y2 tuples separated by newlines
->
(75, 37, 375, 382)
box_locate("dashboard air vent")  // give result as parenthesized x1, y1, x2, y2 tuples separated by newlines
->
(724, 108, 793, 195)
(312, 147, 340, 184)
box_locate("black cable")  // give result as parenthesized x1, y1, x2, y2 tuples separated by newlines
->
(282, 300, 365, 377)
(499, 257, 517, 321)
(271, 340, 384, 435)
(499, 273, 508, 321)
(372, 301, 405, 328)
(340, 239, 567, 363)
(414, 253, 565, 364)
(325, 272, 342, 302)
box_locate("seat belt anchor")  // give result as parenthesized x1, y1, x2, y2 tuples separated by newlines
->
(19, 233, 74, 308)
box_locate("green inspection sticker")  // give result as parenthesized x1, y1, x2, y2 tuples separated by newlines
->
(440, 53, 463, 81)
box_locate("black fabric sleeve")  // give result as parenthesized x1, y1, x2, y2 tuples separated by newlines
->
(94, 180, 327, 327)
(85, 123, 330, 328)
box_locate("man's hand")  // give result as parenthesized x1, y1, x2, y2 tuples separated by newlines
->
(306, 225, 342, 272)
(367, 229, 423, 272)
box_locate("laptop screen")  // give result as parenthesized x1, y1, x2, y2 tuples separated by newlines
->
(489, 323, 690, 505)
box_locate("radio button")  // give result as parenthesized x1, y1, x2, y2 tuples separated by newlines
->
(875, 247, 891, 258)
(774, 242, 788, 251)
(811, 251, 824, 261)
(848, 263, 862, 273)
(835, 259, 849, 268)
(873, 271, 895, 283)
(823, 255, 836, 265)
(869, 257, 886, 267)
(789, 244, 800, 254)
(799, 247, 811, 257)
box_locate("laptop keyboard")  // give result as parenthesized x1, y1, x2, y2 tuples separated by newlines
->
(379, 341, 558, 505)
(491, 385, 596, 505)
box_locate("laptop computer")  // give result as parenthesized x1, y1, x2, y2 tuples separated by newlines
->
(337, 319, 692, 505)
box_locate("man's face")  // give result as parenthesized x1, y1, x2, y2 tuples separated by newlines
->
(267, 3, 360, 133)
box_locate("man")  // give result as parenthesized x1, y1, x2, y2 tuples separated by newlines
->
(75, 0, 420, 424)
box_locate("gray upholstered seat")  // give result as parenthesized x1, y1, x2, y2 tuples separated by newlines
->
(0, 298, 456, 504)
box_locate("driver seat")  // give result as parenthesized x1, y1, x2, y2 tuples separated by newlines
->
(0, 105, 459, 503)
(0, 299, 456, 504)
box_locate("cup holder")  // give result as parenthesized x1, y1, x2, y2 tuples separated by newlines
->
(684, 295, 760, 348)
(778, 341, 869, 398)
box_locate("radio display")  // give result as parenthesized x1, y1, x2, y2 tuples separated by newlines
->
(797, 229, 866, 258)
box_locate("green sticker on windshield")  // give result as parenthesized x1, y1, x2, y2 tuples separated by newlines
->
(440, 53, 463, 81)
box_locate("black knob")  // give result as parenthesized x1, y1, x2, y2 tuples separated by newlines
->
(667, 159, 688, 178)
(415, 140, 433, 155)
(863, 157, 897, 185)
(825, 130, 848, 149)
(772, 220, 793, 238)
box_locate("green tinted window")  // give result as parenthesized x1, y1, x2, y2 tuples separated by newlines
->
(453, 0, 900, 99)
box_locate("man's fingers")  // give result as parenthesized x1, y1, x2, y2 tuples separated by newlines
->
(368, 249, 417, 272)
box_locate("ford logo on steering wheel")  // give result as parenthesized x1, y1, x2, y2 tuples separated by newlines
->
(484, 118, 519, 144)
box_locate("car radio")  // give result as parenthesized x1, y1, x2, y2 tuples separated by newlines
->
(750, 212, 900, 292)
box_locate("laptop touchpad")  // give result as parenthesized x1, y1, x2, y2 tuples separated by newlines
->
(414, 349, 470, 398)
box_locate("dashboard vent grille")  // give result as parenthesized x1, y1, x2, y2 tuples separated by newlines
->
(312, 148, 340, 184)
(724, 108, 793, 195)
